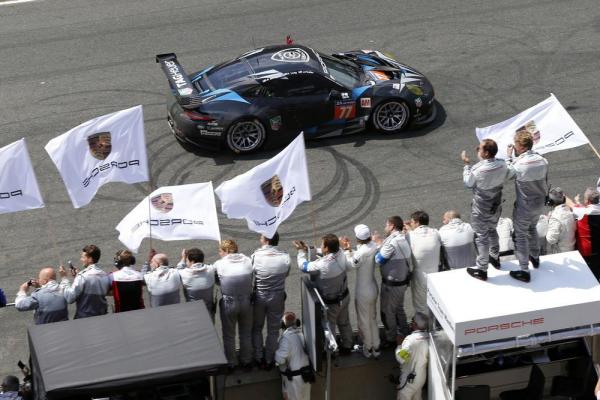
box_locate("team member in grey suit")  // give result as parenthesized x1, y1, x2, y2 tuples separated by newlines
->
(215, 239, 254, 369)
(295, 234, 354, 354)
(144, 251, 182, 307)
(462, 139, 508, 281)
(374, 216, 413, 347)
(251, 232, 290, 369)
(438, 210, 476, 269)
(60, 244, 109, 318)
(15, 267, 68, 324)
(506, 131, 549, 282)
(177, 247, 216, 320)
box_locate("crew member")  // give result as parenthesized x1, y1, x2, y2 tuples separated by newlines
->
(506, 131, 549, 282)
(251, 232, 290, 369)
(60, 244, 110, 318)
(545, 187, 576, 254)
(0, 375, 21, 400)
(462, 139, 508, 281)
(275, 312, 312, 400)
(177, 247, 216, 320)
(108, 250, 144, 312)
(341, 224, 380, 358)
(395, 313, 429, 400)
(215, 239, 254, 370)
(374, 216, 413, 347)
(15, 267, 68, 324)
(438, 210, 476, 269)
(143, 250, 182, 307)
(568, 187, 600, 279)
(295, 234, 353, 355)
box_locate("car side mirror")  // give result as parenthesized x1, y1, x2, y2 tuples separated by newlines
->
(328, 89, 342, 101)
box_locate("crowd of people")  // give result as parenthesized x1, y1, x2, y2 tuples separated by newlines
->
(2, 130, 600, 400)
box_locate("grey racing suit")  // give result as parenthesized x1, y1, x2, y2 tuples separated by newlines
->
(177, 261, 216, 319)
(144, 266, 182, 307)
(464, 158, 508, 269)
(275, 326, 311, 400)
(298, 248, 353, 350)
(251, 245, 291, 364)
(61, 264, 110, 319)
(375, 230, 412, 341)
(507, 150, 549, 269)
(438, 218, 476, 269)
(409, 226, 441, 315)
(395, 330, 429, 400)
(215, 253, 254, 366)
(15, 280, 68, 324)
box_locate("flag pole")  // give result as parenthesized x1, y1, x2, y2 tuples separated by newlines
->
(588, 142, 600, 161)
(309, 200, 318, 249)
(147, 182, 153, 250)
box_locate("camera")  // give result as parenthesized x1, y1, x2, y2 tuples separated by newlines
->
(27, 279, 34, 287)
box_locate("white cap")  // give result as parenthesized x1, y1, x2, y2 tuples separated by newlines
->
(354, 224, 371, 240)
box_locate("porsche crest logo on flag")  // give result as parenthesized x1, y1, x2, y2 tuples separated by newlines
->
(87, 132, 112, 160)
(151, 193, 174, 213)
(516, 120, 541, 144)
(261, 175, 284, 207)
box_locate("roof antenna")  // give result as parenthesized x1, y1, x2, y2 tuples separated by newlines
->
(286, 35, 294, 45)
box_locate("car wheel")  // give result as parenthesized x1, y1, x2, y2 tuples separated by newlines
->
(225, 119, 267, 153)
(372, 100, 410, 134)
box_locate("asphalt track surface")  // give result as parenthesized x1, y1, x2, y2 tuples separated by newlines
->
(1, 0, 600, 378)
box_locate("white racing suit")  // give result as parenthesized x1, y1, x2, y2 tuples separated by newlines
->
(346, 241, 380, 354)
(251, 245, 291, 364)
(215, 253, 254, 366)
(177, 262, 216, 320)
(275, 326, 311, 400)
(438, 218, 476, 269)
(62, 264, 110, 319)
(507, 151, 549, 270)
(409, 226, 441, 315)
(143, 266, 181, 307)
(298, 249, 353, 350)
(15, 280, 68, 324)
(396, 330, 429, 400)
(375, 231, 412, 341)
(463, 158, 508, 270)
(546, 204, 577, 253)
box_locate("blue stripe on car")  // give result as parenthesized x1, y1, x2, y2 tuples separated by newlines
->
(352, 85, 370, 98)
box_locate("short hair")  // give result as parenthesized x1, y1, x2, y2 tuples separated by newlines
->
(186, 248, 204, 264)
(115, 250, 135, 268)
(387, 216, 404, 231)
(82, 244, 101, 263)
(411, 210, 429, 226)
(264, 232, 279, 246)
(585, 187, 600, 205)
(444, 210, 461, 220)
(220, 239, 238, 254)
(1, 375, 19, 392)
(514, 130, 533, 150)
(480, 139, 498, 158)
(413, 312, 429, 330)
(321, 234, 340, 254)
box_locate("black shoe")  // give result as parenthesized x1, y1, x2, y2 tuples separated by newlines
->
(339, 347, 352, 356)
(509, 270, 531, 283)
(240, 362, 254, 372)
(529, 256, 540, 269)
(489, 256, 501, 270)
(264, 361, 274, 371)
(255, 358, 267, 370)
(467, 267, 487, 281)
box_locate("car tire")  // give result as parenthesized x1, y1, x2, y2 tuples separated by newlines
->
(225, 118, 267, 154)
(371, 100, 410, 134)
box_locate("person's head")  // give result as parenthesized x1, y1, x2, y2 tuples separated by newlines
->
(411, 312, 429, 331)
(410, 210, 429, 227)
(150, 253, 169, 269)
(513, 130, 534, 155)
(477, 139, 498, 160)
(260, 232, 279, 246)
(186, 248, 204, 265)
(80, 244, 100, 266)
(219, 240, 238, 257)
(321, 234, 339, 255)
(354, 224, 371, 244)
(584, 187, 600, 205)
(547, 187, 566, 206)
(442, 210, 460, 225)
(114, 250, 135, 270)
(1, 375, 19, 392)
(38, 267, 56, 285)
(282, 311, 299, 329)
(385, 216, 404, 235)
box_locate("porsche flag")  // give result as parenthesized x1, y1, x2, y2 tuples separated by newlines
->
(215, 133, 311, 238)
(0, 138, 44, 214)
(45, 105, 149, 208)
(476, 94, 590, 160)
(116, 182, 221, 253)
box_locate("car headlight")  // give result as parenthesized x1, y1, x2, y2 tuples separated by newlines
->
(406, 84, 424, 96)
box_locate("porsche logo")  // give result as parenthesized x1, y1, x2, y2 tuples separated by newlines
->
(87, 132, 112, 160)
(516, 120, 541, 145)
(271, 48, 310, 63)
(151, 193, 174, 213)
(261, 175, 284, 207)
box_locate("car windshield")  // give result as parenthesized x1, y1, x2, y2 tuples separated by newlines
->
(319, 53, 362, 88)
(203, 60, 253, 90)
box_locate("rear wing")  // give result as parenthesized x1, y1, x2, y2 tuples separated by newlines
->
(155, 53, 202, 109)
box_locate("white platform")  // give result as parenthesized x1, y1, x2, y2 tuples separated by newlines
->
(427, 251, 600, 346)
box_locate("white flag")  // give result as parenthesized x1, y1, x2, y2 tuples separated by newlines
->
(116, 182, 221, 253)
(476, 94, 590, 160)
(215, 133, 311, 238)
(45, 105, 149, 208)
(0, 138, 44, 214)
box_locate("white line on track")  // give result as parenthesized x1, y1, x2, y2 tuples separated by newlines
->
(0, 0, 39, 5)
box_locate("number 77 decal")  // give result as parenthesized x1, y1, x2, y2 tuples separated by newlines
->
(334, 103, 356, 120)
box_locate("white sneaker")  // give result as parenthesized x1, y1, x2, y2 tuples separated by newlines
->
(371, 347, 381, 359)
(362, 347, 372, 359)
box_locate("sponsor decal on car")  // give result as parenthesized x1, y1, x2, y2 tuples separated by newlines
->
(199, 129, 222, 137)
(392, 83, 401, 90)
(360, 98, 372, 108)
(271, 48, 310, 63)
(313, 51, 329, 74)
(270, 115, 282, 131)
(151, 193, 174, 213)
(414, 97, 423, 108)
(341, 92, 350, 99)
(178, 88, 194, 96)
(334, 101, 356, 120)
(516, 120, 541, 144)
(261, 175, 284, 207)
(164, 60, 189, 89)
(368, 70, 390, 81)
(87, 132, 112, 160)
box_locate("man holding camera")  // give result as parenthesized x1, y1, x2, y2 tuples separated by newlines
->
(275, 312, 312, 400)
(15, 267, 68, 325)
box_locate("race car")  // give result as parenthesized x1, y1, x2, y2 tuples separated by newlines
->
(156, 44, 435, 153)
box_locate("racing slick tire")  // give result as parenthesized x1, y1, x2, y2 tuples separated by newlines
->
(371, 100, 411, 134)
(225, 118, 267, 154)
